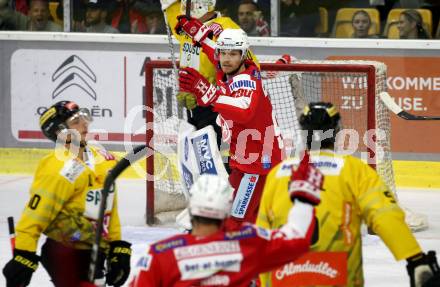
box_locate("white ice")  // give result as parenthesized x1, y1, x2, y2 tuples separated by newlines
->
(0, 175, 439, 286)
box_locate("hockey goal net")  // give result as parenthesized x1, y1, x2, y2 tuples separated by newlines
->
(144, 59, 426, 231)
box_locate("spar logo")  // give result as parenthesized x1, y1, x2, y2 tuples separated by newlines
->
(52, 55, 97, 100)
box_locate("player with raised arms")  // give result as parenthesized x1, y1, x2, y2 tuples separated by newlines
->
(256, 102, 440, 287)
(129, 152, 322, 286)
(160, 0, 259, 149)
(176, 22, 285, 228)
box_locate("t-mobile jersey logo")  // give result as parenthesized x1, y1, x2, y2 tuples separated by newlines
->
(52, 55, 97, 100)
(231, 174, 259, 218)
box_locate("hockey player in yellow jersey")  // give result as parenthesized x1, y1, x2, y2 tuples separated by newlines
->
(257, 102, 440, 287)
(2, 101, 132, 287)
(160, 0, 259, 149)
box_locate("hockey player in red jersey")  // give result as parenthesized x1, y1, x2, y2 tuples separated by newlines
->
(177, 23, 284, 228)
(129, 152, 321, 287)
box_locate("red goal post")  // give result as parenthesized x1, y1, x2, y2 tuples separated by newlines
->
(144, 59, 396, 226)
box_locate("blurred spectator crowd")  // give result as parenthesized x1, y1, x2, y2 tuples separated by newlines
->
(0, 0, 439, 39)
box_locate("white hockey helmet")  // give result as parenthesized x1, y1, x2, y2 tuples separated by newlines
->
(181, 0, 216, 19)
(189, 174, 233, 220)
(215, 28, 250, 60)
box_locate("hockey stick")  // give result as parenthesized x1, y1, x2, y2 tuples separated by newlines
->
(7, 217, 25, 287)
(7, 216, 16, 254)
(185, 0, 191, 17)
(88, 145, 148, 283)
(380, 92, 440, 120)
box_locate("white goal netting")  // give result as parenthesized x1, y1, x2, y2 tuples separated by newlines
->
(145, 59, 427, 231)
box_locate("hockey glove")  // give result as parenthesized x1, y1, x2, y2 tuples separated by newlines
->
(179, 67, 220, 107)
(407, 251, 440, 287)
(106, 240, 132, 286)
(266, 54, 292, 79)
(175, 15, 213, 45)
(2, 249, 39, 287)
(176, 91, 197, 110)
(288, 151, 323, 206)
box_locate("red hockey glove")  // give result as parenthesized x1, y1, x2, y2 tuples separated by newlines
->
(276, 54, 291, 64)
(266, 54, 292, 79)
(288, 151, 323, 206)
(179, 67, 219, 107)
(175, 15, 213, 44)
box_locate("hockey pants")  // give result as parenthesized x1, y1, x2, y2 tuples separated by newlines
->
(40, 238, 105, 287)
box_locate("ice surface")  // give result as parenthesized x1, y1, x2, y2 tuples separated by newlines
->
(0, 175, 439, 286)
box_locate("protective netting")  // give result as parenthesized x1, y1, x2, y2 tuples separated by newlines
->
(146, 60, 396, 220)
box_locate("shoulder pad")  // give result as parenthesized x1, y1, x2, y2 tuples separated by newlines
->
(224, 225, 256, 240)
(152, 236, 187, 253)
(59, 159, 85, 183)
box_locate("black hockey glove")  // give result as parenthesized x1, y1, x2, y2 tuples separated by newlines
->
(2, 249, 39, 287)
(407, 251, 440, 287)
(106, 240, 132, 286)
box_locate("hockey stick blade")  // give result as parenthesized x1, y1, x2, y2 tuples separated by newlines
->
(380, 92, 440, 120)
(88, 145, 147, 283)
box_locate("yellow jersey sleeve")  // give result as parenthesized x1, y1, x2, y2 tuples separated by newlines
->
(353, 158, 422, 260)
(15, 156, 78, 252)
(108, 189, 122, 242)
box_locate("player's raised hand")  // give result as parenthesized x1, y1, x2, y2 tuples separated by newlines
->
(288, 151, 323, 205)
(175, 15, 213, 44)
(179, 67, 219, 107)
(265, 54, 292, 79)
